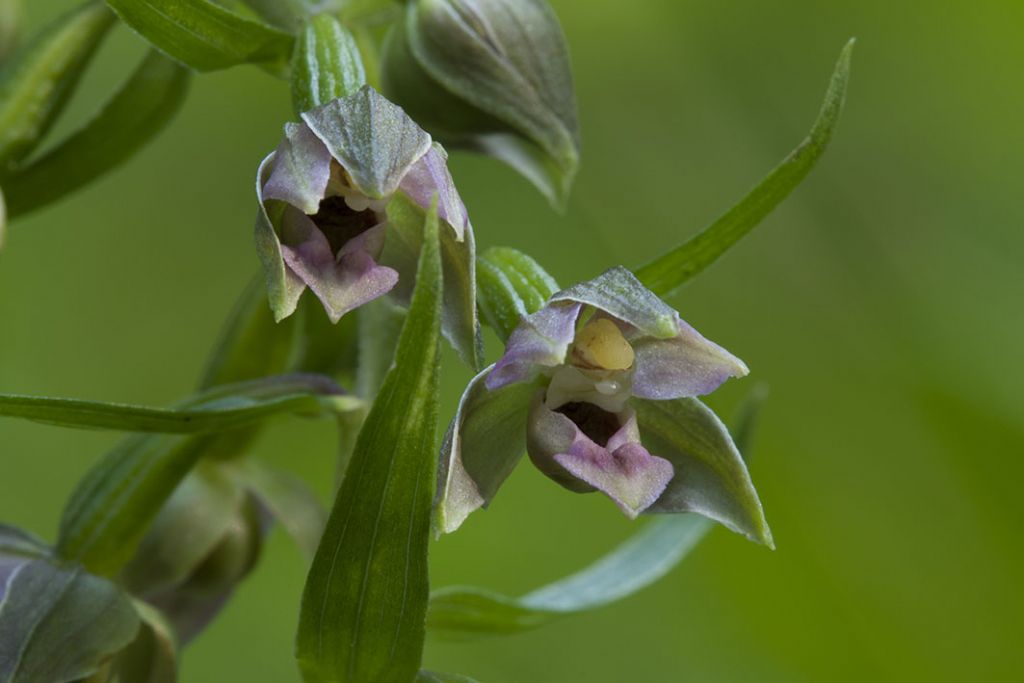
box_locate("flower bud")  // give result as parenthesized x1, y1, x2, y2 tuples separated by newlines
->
(121, 467, 265, 642)
(382, 0, 580, 207)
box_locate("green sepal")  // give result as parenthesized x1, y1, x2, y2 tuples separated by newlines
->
(635, 39, 854, 298)
(0, 1, 115, 170)
(477, 246, 559, 341)
(296, 201, 443, 683)
(383, 191, 482, 369)
(291, 13, 366, 115)
(3, 50, 190, 218)
(0, 558, 140, 682)
(635, 396, 773, 546)
(434, 364, 539, 535)
(106, 0, 294, 72)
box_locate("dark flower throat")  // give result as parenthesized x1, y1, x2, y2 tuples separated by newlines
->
(555, 402, 621, 447)
(311, 196, 380, 254)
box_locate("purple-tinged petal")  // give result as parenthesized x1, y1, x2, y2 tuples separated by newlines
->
(399, 143, 470, 240)
(526, 400, 673, 517)
(556, 442, 674, 519)
(255, 153, 306, 321)
(436, 365, 538, 535)
(262, 122, 333, 214)
(550, 266, 679, 339)
(301, 85, 432, 199)
(279, 208, 398, 323)
(632, 319, 749, 399)
(487, 302, 582, 390)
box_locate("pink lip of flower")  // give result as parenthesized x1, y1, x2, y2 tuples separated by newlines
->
(254, 85, 471, 325)
(436, 267, 771, 547)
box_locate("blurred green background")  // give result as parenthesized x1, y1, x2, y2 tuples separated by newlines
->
(3, 0, 1023, 681)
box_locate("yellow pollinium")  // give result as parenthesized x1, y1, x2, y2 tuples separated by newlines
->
(573, 318, 635, 370)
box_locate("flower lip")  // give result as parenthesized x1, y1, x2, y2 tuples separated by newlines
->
(309, 195, 382, 255)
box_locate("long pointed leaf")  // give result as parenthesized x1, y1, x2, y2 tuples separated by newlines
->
(634, 40, 854, 298)
(0, 377, 358, 434)
(4, 50, 189, 217)
(296, 202, 443, 682)
(106, 0, 293, 72)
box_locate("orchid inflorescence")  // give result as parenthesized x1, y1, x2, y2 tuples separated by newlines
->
(0, 1, 851, 681)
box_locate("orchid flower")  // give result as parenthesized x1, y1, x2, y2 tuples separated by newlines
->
(436, 267, 773, 545)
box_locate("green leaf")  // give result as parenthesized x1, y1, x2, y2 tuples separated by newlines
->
(0, 0, 22, 62)
(291, 13, 366, 115)
(427, 391, 767, 640)
(634, 39, 855, 298)
(200, 277, 300, 389)
(296, 202, 443, 682)
(3, 50, 190, 218)
(477, 246, 559, 341)
(0, 559, 140, 682)
(0, 2, 115, 169)
(54, 375, 358, 576)
(0, 377, 359, 434)
(106, 0, 294, 72)
(225, 458, 327, 559)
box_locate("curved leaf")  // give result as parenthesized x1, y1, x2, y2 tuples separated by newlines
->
(3, 50, 190, 217)
(297, 202, 443, 682)
(106, 0, 293, 72)
(0, 2, 115, 169)
(0, 374, 359, 434)
(54, 375, 357, 576)
(634, 39, 854, 298)
(291, 14, 365, 115)
(0, 559, 140, 682)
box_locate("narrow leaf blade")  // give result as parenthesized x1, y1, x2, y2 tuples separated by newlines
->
(106, 0, 293, 72)
(4, 50, 190, 217)
(634, 39, 854, 297)
(297, 203, 443, 681)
